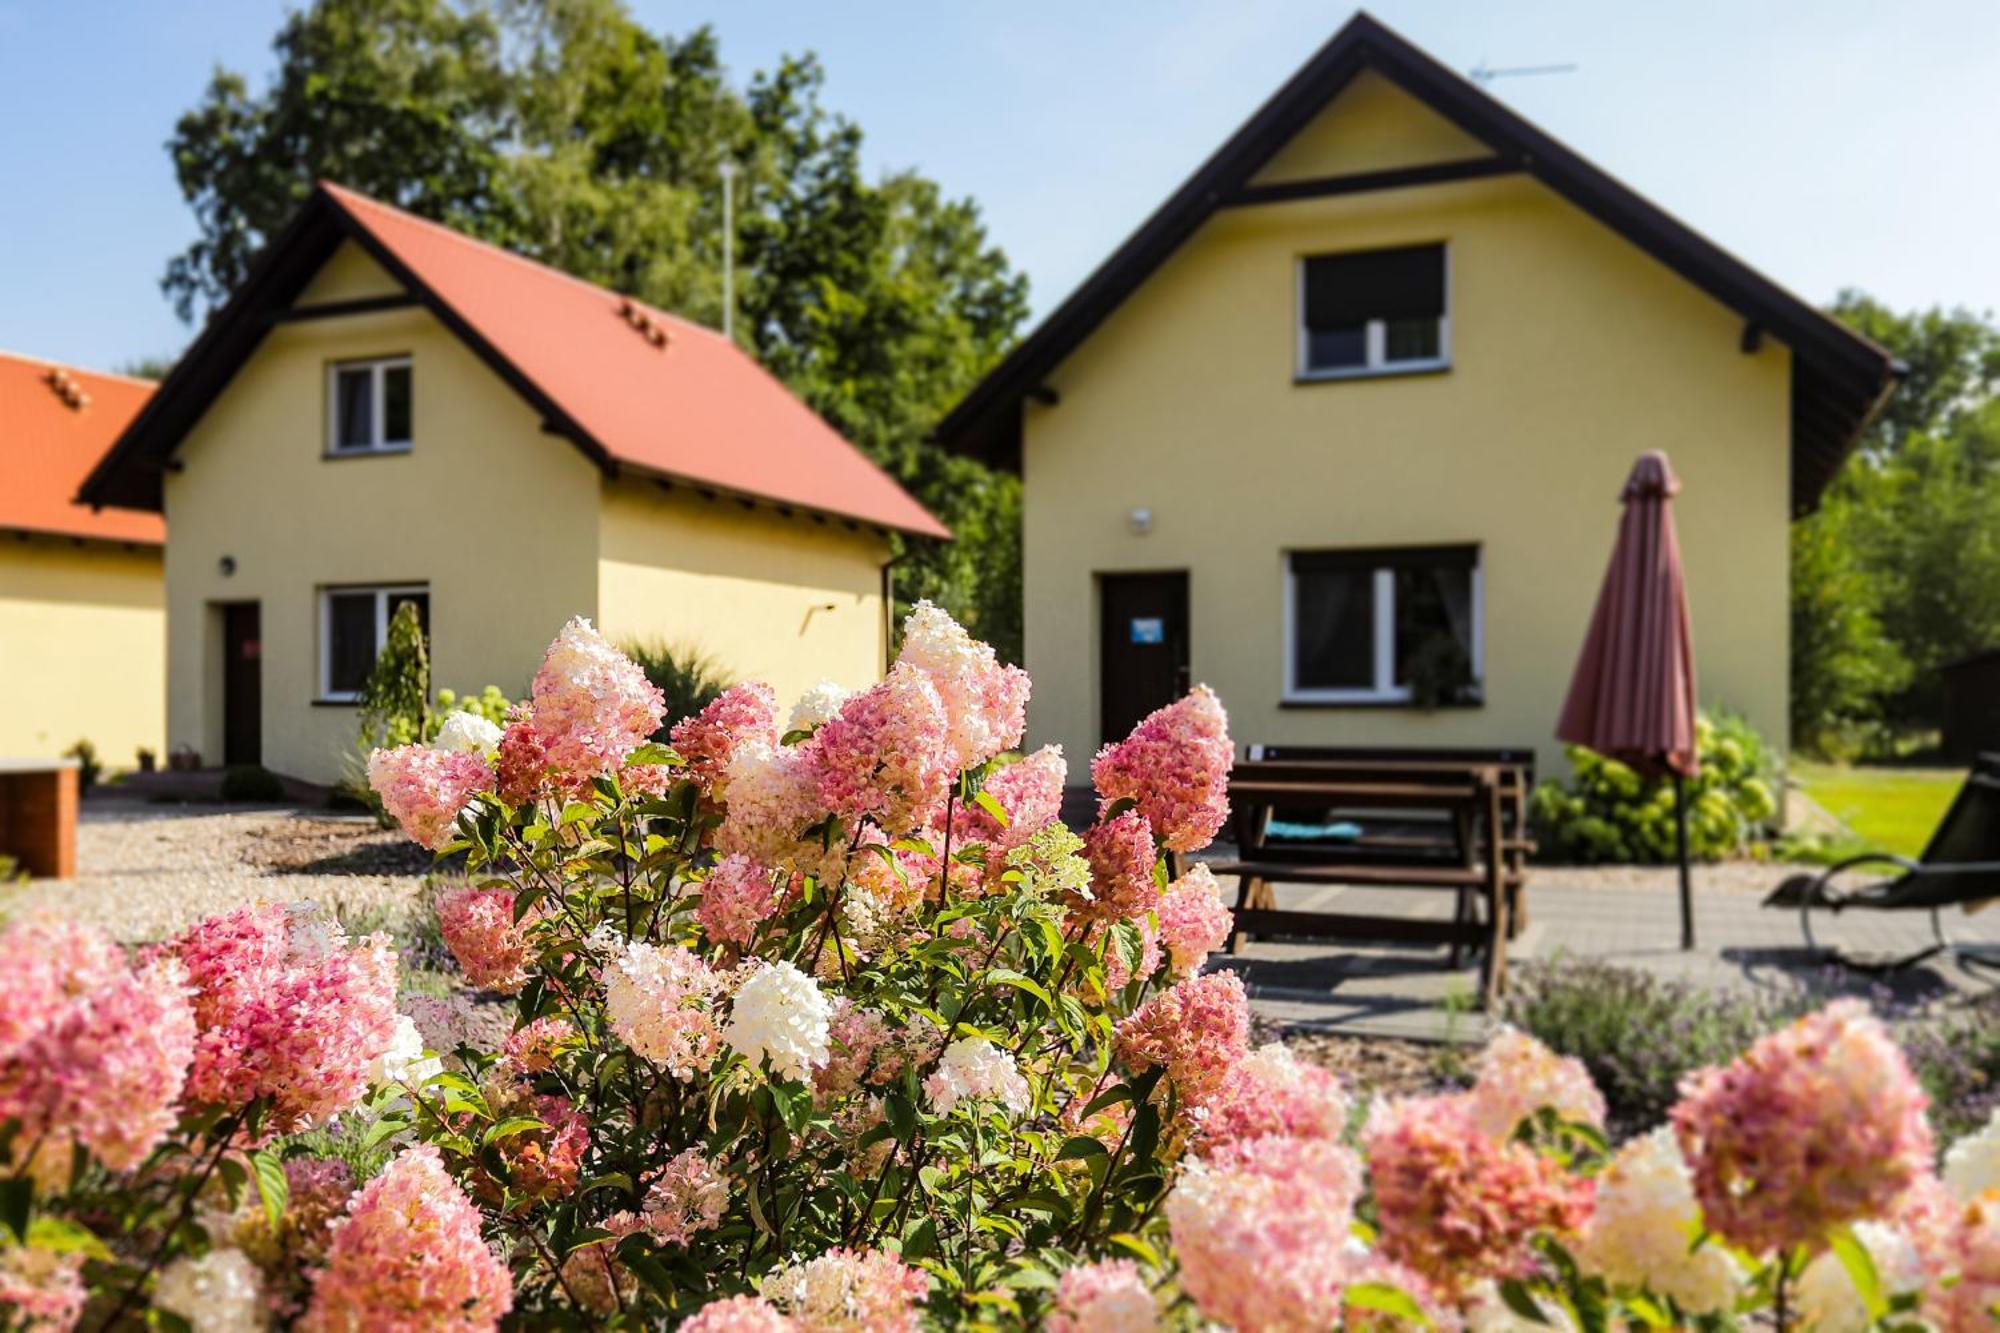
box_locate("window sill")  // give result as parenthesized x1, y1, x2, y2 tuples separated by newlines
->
(323, 444, 413, 460)
(1280, 693, 1484, 711)
(1294, 361, 1450, 386)
(311, 697, 359, 708)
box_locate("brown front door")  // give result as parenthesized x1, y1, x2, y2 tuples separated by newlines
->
(222, 603, 262, 767)
(1099, 572, 1190, 746)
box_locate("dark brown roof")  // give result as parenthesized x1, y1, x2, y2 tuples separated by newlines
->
(933, 12, 1896, 515)
(80, 184, 948, 539)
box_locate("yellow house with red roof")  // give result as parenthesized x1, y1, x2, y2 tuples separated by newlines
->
(81, 184, 945, 785)
(0, 353, 164, 764)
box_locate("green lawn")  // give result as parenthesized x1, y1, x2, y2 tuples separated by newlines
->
(1790, 760, 1964, 857)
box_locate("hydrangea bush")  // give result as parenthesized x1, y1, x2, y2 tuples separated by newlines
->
(3, 605, 1999, 1329)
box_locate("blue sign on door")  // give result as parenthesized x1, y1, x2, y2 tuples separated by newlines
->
(1130, 617, 1165, 645)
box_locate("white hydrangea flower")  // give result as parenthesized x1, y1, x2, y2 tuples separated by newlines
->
(1795, 1220, 1925, 1333)
(282, 902, 346, 961)
(788, 680, 852, 732)
(153, 1248, 267, 1333)
(368, 1013, 443, 1089)
(1463, 1280, 1575, 1332)
(603, 940, 722, 1079)
(432, 709, 503, 761)
(725, 961, 831, 1082)
(923, 1036, 1031, 1115)
(1575, 1129, 1745, 1315)
(1943, 1105, 2000, 1201)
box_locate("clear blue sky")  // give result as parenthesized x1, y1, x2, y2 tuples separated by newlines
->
(2, 1, 1996, 373)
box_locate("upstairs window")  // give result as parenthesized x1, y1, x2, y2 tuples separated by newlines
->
(328, 357, 413, 455)
(1284, 545, 1481, 705)
(320, 585, 428, 701)
(1298, 243, 1448, 378)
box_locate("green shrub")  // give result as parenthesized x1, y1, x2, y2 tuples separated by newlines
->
(1529, 710, 1782, 863)
(64, 738, 102, 793)
(357, 600, 432, 751)
(1501, 959, 1808, 1137)
(620, 639, 733, 737)
(218, 765, 287, 803)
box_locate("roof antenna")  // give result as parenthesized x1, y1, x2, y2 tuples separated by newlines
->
(718, 159, 737, 344)
(1469, 60, 1577, 84)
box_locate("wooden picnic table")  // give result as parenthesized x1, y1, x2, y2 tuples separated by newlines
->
(1207, 750, 1535, 1005)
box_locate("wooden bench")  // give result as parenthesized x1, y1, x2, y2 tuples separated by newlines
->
(1209, 747, 1536, 1004)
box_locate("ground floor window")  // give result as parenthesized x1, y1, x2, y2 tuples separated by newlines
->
(1283, 545, 1481, 705)
(319, 584, 428, 701)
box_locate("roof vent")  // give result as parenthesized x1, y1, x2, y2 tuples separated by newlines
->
(44, 368, 90, 411)
(616, 298, 670, 350)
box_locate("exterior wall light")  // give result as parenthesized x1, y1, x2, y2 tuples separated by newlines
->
(1128, 507, 1153, 536)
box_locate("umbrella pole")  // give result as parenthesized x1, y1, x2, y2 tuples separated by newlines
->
(1674, 772, 1694, 950)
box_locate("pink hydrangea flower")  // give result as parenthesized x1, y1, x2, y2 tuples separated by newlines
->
(672, 683, 781, 794)
(169, 905, 400, 1133)
(895, 601, 1030, 773)
(527, 617, 666, 778)
(558, 1241, 635, 1318)
(436, 886, 540, 994)
(1365, 1093, 1594, 1294)
(1468, 1027, 1607, 1139)
(1672, 999, 1933, 1255)
(1157, 863, 1232, 977)
(366, 745, 491, 850)
(1079, 810, 1162, 923)
(473, 1083, 588, 1208)
(760, 1246, 927, 1332)
(1113, 972, 1250, 1106)
(0, 1242, 85, 1332)
(494, 703, 584, 807)
(953, 745, 1066, 853)
(499, 1016, 577, 1075)
(682, 1295, 795, 1332)
(1090, 686, 1232, 853)
(603, 941, 723, 1080)
(1196, 1042, 1350, 1150)
(0, 918, 195, 1186)
(1925, 1193, 2000, 1332)
(635, 1148, 729, 1247)
(1047, 1258, 1157, 1333)
(302, 1145, 512, 1332)
(715, 741, 836, 883)
(813, 1000, 899, 1100)
(283, 1157, 358, 1262)
(1166, 1136, 1365, 1332)
(699, 853, 782, 949)
(809, 664, 955, 833)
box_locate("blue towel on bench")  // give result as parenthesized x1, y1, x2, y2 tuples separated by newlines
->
(1266, 819, 1363, 842)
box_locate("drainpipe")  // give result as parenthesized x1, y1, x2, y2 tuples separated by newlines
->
(879, 548, 914, 674)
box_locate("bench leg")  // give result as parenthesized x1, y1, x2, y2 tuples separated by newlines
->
(1229, 875, 1275, 954)
(1448, 888, 1470, 969)
(1508, 879, 1527, 939)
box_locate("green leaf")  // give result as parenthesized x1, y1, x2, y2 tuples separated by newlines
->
(971, 789, 1010, 828)
(1497, 1278, 1552, 1326)
(1829, 1225, 1886, 1318)
(1055, 1136, 1109, 1162)
(985, 969, 1053, 1007)
(251, 1148, 289, 1233)
(1345, 1281, 1433, 1327)
(1104, 1233, 1162, 1268)
(625, 742, 677, 767)
(0, 1177, 30, 1242)
(483, 1116, 547, 1145)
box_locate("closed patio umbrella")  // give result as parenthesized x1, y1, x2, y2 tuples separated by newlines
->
(1556, 451, 1700, 949)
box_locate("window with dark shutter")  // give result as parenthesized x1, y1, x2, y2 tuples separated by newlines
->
(1298, 244, 1448, 377)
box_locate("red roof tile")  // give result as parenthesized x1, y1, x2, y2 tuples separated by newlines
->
(0, 352, 161, 544)
(319, 184, 948, 539)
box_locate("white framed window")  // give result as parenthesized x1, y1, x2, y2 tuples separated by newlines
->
(1283, 546, 1482, 705)
(1296, 243, 1450, 379)
(319, 585, 428, 702)
(326, 357, 413, 455)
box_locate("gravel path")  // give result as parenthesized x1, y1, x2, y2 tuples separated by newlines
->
(0, 795, 439, 943)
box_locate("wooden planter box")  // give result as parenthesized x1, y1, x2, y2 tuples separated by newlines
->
(0, 760, 79, 880)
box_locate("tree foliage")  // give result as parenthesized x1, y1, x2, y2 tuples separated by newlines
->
(1791, 293, 2000, 753)
(164, 0, 1030, 659)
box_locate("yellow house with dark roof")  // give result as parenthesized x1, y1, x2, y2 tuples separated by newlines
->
(935, 14, 1894, 773)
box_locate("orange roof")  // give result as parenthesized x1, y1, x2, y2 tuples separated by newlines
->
(0, 352, 161, 544)
(77, 183, 945, 538)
